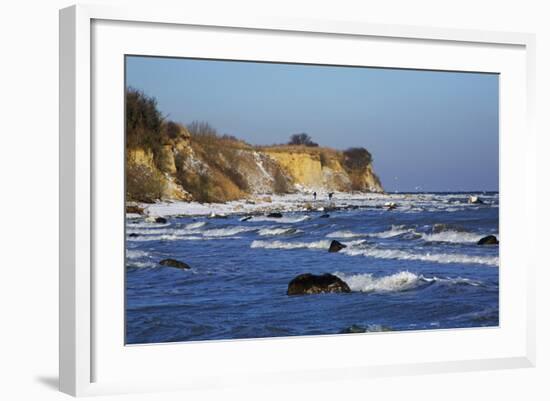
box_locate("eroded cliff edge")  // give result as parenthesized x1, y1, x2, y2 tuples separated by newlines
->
(127, 126, 383, 203)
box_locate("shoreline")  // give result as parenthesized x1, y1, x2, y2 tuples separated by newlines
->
(127, 191, 499, 219)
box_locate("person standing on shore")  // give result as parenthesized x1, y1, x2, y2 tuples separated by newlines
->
(313, 191, 317, 201)
(328, 192, 334, 201)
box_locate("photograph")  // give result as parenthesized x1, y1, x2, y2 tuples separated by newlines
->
(124, 56, 499, 345)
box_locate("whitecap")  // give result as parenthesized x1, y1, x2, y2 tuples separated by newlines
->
(420, 231, 487, 244)
(250, 239, 365, 250)
(251, 239, 331, 250)
(335, 271, 424, 292)
(202, 226, 259, 237)
(326, 230, 365, 239)
(127, 234, 187, 242)
(126, 249, 149, 259)
(258, 227, 300, 236)
(127, 260, 157, 269)
(341, 247, 499, 267)
(184, 221, 207, 230)
(335, 271, 483, 292)
(249, 215, 310, 224)
(368, 225, 414, 238)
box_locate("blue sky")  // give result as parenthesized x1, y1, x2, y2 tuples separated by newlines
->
(126, 56, 499, 192)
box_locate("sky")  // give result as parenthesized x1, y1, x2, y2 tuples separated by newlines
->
(126, 56, 499, 192)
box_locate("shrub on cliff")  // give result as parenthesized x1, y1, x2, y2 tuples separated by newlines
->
(126, 160, 165, 203)
(126, 88, 163, 152)
(343, 147, 372, 171)
(288, 133, 318, 147)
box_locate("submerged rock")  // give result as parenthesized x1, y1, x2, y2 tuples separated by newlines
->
(340, 324, 366, 334)
(155, 217, 167, 224)
(267, 212, 283, 218)
(339, 324, 393, 334)
(319, 213, 330, 218)
(128, 233, 139, 238)
(328, 240, 347, 253)
(287, 273, 351, 296)
(159, 258, 191, 269)
(240, 216, 253, 222)
(477, 235, 499, 245)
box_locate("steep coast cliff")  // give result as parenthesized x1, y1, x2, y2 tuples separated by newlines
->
(126, 126, 383, 203)
(125, 88, 383, 203)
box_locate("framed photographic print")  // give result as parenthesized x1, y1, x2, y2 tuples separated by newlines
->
(59, 4, 536, 396)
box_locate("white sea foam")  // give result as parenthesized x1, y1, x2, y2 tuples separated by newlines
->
(336, 271, 424, 292)
(127, 261, 157, 268)
(184, 221, 207, 230)
(126, 249, 149, 259)
(368, 225, 414, 238)
(335, 271, 483, 292)
(126, 221, 170, 229)
(126, 227, 179, 235)
(127, 234, 188, 242)
(420, 231, 487, 244)
(250, 239, 365, 250)
(249, 215, 310, 224)
(341, 247, 499, 267)
(326, 230, 365, 238)
(258, 227, 300, 236)
(202, 226, 259, 237)
(251, 239, 332, 250)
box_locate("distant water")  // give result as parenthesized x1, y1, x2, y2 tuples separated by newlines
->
(125, 192, 499, 344)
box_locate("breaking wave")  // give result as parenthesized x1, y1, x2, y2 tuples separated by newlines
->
(127, 249, 149, 259)
(258, 227, 300, 236)
(341, 247, 499, 267)
(251, 239, 332, 250)
(249, 215, 310, 224)
(184, 221, 207, 230)
(250, 239, 365, 250)
(420, 230, 486, 244)
(326, 230, 365, 238)
(335, 271, 483, 293)
(368, 225, 414, 238)
(336, 271, 426, 292)
(202, 226, 259, 237)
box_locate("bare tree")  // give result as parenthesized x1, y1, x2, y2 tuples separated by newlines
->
(187, 121, 218, 137)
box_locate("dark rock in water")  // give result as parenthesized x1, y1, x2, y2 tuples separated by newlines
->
(159, 258, 191, 269)
(340, 324, 393, 334)
(340, 324, 367, 334)
(126, 204, 144, 214)
(477, 235, 499, 245)
(319, 213, 330, 218)
(128, 233, 139, 238)
(155, 217, 167, 224)
(287, 273, 351, 296)
(240, 216, 253, 222)
(267, 212, 283, 218)
(328, 240, 347, 253)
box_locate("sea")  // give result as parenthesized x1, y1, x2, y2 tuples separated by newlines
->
(125, 192, 499, 344)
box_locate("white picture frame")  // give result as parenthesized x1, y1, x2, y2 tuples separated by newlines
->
(59, 4, 536, 397)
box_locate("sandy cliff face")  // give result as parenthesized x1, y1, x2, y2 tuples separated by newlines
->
(126, 138, 383, 203)
(265, 149, 383, 193)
